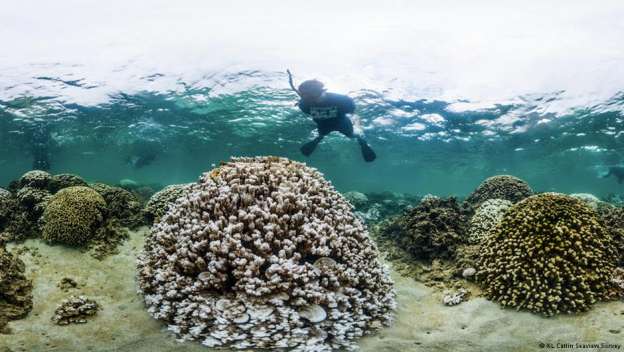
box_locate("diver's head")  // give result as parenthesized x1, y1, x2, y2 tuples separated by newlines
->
(298, 79, 325, 103)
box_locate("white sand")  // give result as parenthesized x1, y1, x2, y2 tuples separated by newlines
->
(1, 228, 623, 352)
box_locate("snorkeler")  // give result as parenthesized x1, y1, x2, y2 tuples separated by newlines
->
(601, 166, 624, 184)
(287, 70, 376, 162)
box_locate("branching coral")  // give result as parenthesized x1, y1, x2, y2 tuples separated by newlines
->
(465, 175, 533, 207)
(51, 296, 100, 325)
(467, 199, 512, 244)
(41, 186, 106, 246)
(0, 244, 33, 333)
(137, 156, 395, 351)
(477, 193, 617, 316)
(377, 197, 470, 261)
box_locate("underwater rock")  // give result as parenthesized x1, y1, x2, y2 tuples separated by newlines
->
(90, 183, 144, 229)
(49, 173, 87, 193)
(443, 288, 469, 306)
(467, 199, 512, 244)
(51, 296, 100, 325)
(143, 183, 192, 224)
(41, 186, 106, 246)
(377, 197, 470, 261)
(137, 156, 395, 351)
(597, 206, 624, 267)
(0, 189, 14, 229)
(0, 243, 33, 333)
(465, 175, 533, 207)
(462, 267, 476, 279)
(477, 193, 618, 316)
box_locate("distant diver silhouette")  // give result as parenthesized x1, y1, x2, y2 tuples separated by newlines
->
(287, 70, 376, 162)
(601, 166, 624, 184)
(125, 140, 161, 169)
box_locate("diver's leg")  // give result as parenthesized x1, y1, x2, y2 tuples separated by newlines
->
(338, 118, 376, 162)
(301, 125, 329, 157)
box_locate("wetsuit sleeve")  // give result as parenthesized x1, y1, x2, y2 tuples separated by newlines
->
(298, 100, 310, 114)
(342, 96, 355, 114)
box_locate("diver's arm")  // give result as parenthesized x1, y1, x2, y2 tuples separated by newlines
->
(287, 69, 302, 98)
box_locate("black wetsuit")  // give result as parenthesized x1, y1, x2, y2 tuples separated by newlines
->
(298, 93, 355, 137)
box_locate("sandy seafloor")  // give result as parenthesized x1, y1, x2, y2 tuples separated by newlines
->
(1, 228, 623, 352)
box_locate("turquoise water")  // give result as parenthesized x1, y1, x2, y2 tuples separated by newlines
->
(1, 81, 623, 197)
(1, 0, 624, 197)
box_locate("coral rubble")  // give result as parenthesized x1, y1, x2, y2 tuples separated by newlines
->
(465, 175, 533, 207)
(51, 296, 100, 325)
(137, 156, 395, 351)
(477, 193, 617, 316)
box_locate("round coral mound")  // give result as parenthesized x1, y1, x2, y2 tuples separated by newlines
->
(477, 193, 617, 316)
(379, 196, 470, 261)
(467, 199, 512, 244)
(466, 175, 533, 207)
(41, 186, 106, 246)
(143, 183, 191, 223)
(137, 156, 395, 350)
(90, 183, 144, 229)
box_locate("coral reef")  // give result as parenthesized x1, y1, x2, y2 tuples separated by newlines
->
(143, 183, 192, 223)
(467, 199, 512, 244)
(377, 197, 470, 261)
(51, 296, 101, 325)
(137, 156, 395, 351)
(597, 206, 624, 267)
(344, 191, 421, 224)
(0, 243, 33, 333)
(49, 173, 87, 193)
(477, 194, 617, 316)
(90, 183, 144, 229)
(41, 186, 106, 246)
(57, 278, 80, 291)
(465, 175, 533, 207)
(14, 170, 52, 189)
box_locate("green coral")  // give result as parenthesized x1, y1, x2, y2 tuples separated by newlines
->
(41, 186, 106, 246)
(477, 193, 617, 316)
(597, 206, 624, 267)
(377, 197, 470, 261)
(0, 243, 33, 333)
(144, 184, 191, 223)
(465, 175, 533, 207)
(90, 183, 144, 229)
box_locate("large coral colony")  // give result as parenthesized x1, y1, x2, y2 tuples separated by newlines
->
(0, 158, 623, 349)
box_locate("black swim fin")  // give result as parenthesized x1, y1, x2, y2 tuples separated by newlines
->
(359, 140, 376, 162)
(301, 139, 319, 156)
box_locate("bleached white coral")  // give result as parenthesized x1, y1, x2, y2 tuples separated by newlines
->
(468, 199, 512, 244)
(137, 156, 395, 351)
